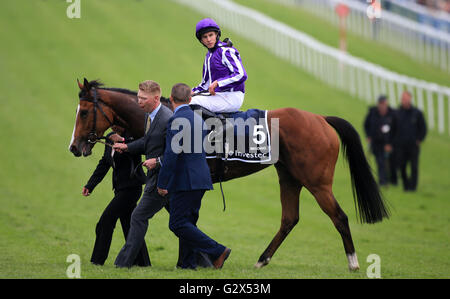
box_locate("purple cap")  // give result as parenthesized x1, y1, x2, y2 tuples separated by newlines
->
(195, 18, 221, 40)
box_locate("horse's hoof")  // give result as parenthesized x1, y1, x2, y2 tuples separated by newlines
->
(347, 253, 360, 272)
(254, 262, 264, 268)
(254, 258, 270, 268)
(348, 265, 359, 272)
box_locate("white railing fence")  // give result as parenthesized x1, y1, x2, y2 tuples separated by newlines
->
(272, 0, 450, 73)
(175, 0, 450, 136)
(383, 0, 450, 33)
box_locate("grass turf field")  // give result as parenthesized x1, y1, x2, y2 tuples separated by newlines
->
(234, 0, 450, 86)
(0, 0, 448, 278)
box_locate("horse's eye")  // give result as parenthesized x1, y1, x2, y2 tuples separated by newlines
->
(80, 110, 88, 118)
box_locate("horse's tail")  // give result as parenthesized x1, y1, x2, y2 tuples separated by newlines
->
(325, 116, 390, 224)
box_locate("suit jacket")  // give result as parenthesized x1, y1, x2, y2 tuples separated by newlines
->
(157, 105, 213, 192)
(127, 104, 173, 193)
(85, 132, 142, 192)
(363, 106, 397, 146)
(394, 106, 427, 146)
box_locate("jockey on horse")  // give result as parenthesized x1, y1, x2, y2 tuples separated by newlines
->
(190, 18, 247, 115)
(190, 18, 248, 159)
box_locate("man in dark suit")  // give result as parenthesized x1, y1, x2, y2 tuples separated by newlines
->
(157, 83, 231, 270)
(395, 91, 427, 191)
(83, 126, 150, 266)
(112, 80, 173, 268)
(364, 95, 397, 186)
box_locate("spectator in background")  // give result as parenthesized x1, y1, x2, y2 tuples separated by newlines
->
(364, 95, 397, 186)
(395, 91, 427, 191)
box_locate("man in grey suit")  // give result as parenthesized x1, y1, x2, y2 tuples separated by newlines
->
(112, 80, 173, 268)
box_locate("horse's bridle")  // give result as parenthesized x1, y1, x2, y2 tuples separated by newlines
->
(79, 88, 114, 145)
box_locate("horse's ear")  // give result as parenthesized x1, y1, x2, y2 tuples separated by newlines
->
(77, 79, 84, 90)
(83, 78, 90, 89)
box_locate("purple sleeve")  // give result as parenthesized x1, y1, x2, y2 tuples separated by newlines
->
(216, 48, 247, 89)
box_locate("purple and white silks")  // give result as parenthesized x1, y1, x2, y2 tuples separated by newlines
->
(191, 40, 247, 112)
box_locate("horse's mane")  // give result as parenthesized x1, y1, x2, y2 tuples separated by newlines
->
(84, 79, 138, 97)
(82, 79, 171, 106)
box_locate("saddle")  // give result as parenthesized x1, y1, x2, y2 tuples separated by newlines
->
(189, 104, 234, 124)
(189, 104, 235, 159)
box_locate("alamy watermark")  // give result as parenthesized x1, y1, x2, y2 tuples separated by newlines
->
(366, 253, 381, 278)
(66, 0, 81, 19)
(66, 254, 81, 278)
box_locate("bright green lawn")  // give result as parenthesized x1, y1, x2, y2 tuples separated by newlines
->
(0, 0, 448, 279)
(234, 0, 450, 87)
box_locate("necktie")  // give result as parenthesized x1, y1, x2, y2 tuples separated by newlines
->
(145, 116, 151, 134)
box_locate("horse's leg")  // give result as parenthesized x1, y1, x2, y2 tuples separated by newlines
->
(310, 186, 359, 271)
(255, 163, 302, 268)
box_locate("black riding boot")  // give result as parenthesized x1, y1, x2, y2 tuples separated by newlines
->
(189, 104, 228, 159)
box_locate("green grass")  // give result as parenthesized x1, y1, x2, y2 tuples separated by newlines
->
(234, 0, 450, 87)
(0, 0, 449, 279)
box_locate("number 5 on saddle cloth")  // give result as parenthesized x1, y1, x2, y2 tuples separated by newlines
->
(189, 104, 273, 164)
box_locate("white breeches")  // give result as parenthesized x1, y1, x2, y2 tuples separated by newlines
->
(190, 91, 244, 113)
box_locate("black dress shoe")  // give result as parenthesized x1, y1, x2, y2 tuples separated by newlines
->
(213, 248, 231, 269)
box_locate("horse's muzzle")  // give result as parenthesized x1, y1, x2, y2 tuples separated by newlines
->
(69, 140, 92, 157)
(69, 144, 82, 157)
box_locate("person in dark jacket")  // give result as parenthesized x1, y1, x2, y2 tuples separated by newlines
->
(112, 80, 214, 269)
(83, 126, 150, 266)
(112, 80, 174, 268)
(364, 95, 397, 186)
(157, 83, 231, 270)
(395, 91, 427, 191)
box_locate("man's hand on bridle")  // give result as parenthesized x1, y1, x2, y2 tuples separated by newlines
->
(113, 142, 128, 153)
(109, 133, 125, 143)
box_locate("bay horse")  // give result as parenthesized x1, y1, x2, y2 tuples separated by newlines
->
(69, 78, 389, 271)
